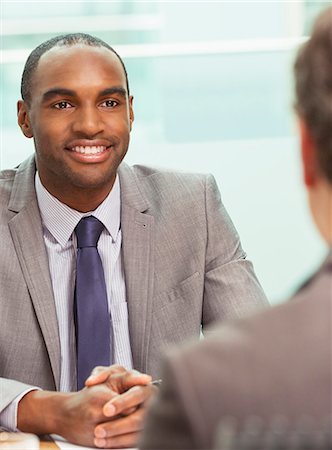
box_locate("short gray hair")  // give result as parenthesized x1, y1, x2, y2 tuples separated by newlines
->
(294, 6, 332, 184)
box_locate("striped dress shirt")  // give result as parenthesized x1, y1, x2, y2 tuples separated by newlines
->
(1, 173, 133, 429)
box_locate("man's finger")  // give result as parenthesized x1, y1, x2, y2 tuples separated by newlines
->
(94, 408, 145, 442)
(85, 365, 126, 387)
(111, 370, 152, 393)
(103, 385, 154, 417)
(94, 431, 140, 449)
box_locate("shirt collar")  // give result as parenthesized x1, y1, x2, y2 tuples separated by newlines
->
(35, 173, 121, 247)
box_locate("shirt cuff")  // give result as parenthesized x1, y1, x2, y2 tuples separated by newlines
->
(0, 388, 40, 431)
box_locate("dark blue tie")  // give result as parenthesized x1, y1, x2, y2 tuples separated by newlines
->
(74, 216, 112, 390)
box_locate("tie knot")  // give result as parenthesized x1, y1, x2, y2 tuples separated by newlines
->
(75, 216, 104, 248)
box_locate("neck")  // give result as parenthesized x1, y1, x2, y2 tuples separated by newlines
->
(38, 177, 115, 213)
(59, 192, 110, 212)
(308, 178, 332, 245)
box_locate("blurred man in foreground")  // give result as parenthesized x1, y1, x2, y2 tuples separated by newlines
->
(140, 7, 332, 449)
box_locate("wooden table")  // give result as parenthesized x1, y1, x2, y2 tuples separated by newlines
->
(40, 440, 60, 449)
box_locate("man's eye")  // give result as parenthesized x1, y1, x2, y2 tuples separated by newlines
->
(54, 101, 73, 109)
(101, 100, 118, 108)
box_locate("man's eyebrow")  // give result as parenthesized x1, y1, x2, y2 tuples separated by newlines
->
(41, 87, 128, 102)
(100, 87, 127, 98)
(42, 88, 76, 102)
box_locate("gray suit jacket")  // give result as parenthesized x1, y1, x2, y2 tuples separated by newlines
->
(140, 252, 332, 449)
(0, 155, 267, 412)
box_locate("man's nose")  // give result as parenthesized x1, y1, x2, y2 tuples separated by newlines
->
(72, 106, 104, 136)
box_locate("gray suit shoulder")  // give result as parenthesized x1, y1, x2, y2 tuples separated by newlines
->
(0, 156, 36, 207)
(0, 155, 34, 181)
(130, 163, 210, 179)
(0, 167, 17, 186)
(119, 162, 220, 216)
(130, 163, 213, 192)
(0, 168, 17, 180)
(291, 251, 332, 304)
(0, 168, 16, 206)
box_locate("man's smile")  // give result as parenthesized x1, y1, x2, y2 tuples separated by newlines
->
(65, 139, 113, 161)
(71, 145, 107, 155)
(65, 142, 113, 163)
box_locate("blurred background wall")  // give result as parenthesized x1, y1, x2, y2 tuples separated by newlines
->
(0, 0, 328, 304)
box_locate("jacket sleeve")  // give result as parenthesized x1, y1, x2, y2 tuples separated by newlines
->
(202, 174, 269, 328)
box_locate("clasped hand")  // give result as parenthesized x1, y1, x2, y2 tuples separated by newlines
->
(83, 365, 155, 448)
(18, 365, 155, 448)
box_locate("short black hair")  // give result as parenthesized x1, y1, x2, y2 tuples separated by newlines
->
(21, 33, 130, 105)
(294, 6, 332, 184)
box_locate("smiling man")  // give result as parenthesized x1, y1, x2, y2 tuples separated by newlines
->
(0, 34, 267, 447)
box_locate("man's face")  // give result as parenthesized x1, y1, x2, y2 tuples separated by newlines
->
(18, 44, 134, 204)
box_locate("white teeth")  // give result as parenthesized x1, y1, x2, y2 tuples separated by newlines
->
(72, 146, 106, 154)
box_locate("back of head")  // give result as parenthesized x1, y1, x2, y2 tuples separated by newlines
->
(294, 6, 332, 184)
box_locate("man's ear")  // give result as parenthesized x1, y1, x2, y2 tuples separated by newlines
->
(17, 100, 33, 138)
(299, 118, 318, 187)
(129, 95, 134, 131)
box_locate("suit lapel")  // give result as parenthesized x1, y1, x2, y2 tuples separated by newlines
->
(8, 157, 61, 389)
(118, 163, 154, 373)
